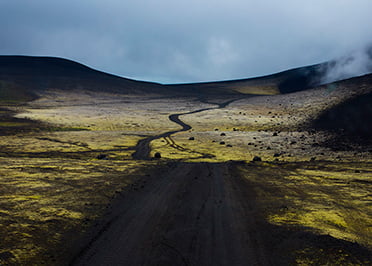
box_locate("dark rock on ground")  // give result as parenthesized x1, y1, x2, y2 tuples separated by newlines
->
(252, 156, 262, 162)
(96, 154, 107, 160)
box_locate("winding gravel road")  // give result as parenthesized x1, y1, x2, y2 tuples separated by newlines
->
(131, 98, 238, 160)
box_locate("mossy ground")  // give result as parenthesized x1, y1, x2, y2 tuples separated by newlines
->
(0, 157, 159, 265)
(234, 162, 372, 248)
(0, 87, 371, 265)
(0, 91, 211, 265)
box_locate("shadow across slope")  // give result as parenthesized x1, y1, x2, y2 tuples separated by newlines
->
(313, 92, 372, 137)
(166, 63, 327, 95)
(310, 75, 372, 148)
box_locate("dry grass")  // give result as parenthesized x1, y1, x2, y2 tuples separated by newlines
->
(0, 86, 371, 265)
(14, 90, 212, 132)
(0, 157, 158, 265)
(234, 161, 372, 249)
(0, 90, 216, 264)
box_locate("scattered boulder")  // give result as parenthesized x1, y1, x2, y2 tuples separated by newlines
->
(96, 154, 107, 160)
(220, 133, 226, 136)
(273, 132, 278, 136)
(273, 153, 281, 157)
(226, 144, 233, 147)
(252, 156, 262, 162)
(220, 141, 225, 145)
(154, 152, 161, 159)
(189, 137, 195, 140)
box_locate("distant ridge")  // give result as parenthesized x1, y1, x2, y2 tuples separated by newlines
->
(0, 55, 370, 98)
(0, 55, 164, 95)
(166, 63, 326, 95)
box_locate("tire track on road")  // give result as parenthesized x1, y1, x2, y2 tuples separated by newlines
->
(131, 98, 239, 160)
(72, 162, 270, 266)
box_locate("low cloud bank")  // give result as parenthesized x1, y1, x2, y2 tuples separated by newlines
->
(321, 44, 372, 84)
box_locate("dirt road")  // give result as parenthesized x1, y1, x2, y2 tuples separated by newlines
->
(131, 98, 239, 160)
(73, 97, 271, 265)
(72, 162, 270, 266)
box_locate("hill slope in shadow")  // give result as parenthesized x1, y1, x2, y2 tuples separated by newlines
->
(0, 55, 330, 98)
(311, 86, 372, 148)
(166, 63, 327, 95)
(0, 56, 165, 96)
(1, 55, 371, 98)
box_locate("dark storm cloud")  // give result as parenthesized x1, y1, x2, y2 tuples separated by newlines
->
(1, 0, 371, 83)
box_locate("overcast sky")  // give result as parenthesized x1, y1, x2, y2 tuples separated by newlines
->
(0, 0, 371, 83)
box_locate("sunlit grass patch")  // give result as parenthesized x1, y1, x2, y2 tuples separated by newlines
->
(14, 92, 207, 133)
(235, 162, 372, 249)
(150, 129, 370, 163)
(232, 85, 279, 95)
(0, 130, 145, 160)
(0, 157, 157, 265)
(0, 121, 31, 127)
(151, 131, 258, 162)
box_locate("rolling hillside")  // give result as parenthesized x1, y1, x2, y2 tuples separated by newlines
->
(166, 63, 327, 95)
(0, 56, 165, 96)
(0, 55, 333, 98)
(0, 55, 371, 99)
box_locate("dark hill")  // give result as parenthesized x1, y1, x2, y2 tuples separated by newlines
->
(310, 74, 372, 148)
(1, 55, 370, 99)
(0, 56, 165, 95)
(168, 45, 372, 95)
(166, 63, 326, 95)
(313, 90, 372, 138)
